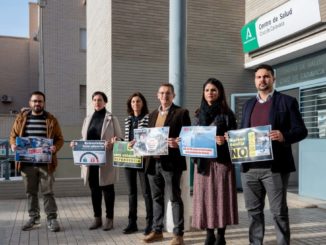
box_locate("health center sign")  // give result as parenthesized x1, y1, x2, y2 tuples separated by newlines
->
(241, 0, 321, 53)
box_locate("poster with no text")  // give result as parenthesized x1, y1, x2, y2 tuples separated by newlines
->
(15, 137, 53, 163)
(227, 125, 273, 164)
(179, 126, 217, 158)
(72, 140, 106, 166)
(113, 141, 143, 169)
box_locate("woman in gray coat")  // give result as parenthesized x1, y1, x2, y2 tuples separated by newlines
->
(78, 91, 122, 231)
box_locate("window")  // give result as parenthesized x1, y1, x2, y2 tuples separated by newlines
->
(79, 28, 86, 51)
(80, 85, 86, 108)
(300, 84, 326, 138)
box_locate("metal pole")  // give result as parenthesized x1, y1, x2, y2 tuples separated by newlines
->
(167, 0, 189, 233)
(169, 0, 187, 107)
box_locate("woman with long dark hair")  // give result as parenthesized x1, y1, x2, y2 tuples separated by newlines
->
(123, 92, 153, 235)
(192, 78, 238, 245)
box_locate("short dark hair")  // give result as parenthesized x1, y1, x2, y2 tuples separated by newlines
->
(30, 91, 46, 101)
(126, 92, 149, 116)
(159, 83, 174, 93)
(92, 91, 108, 103)
(255, 64, 274, 76)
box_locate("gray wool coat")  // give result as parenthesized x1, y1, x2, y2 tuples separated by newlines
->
(81, 110, 122, 186)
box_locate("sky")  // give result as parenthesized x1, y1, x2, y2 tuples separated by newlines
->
(0, 0, 37, 38)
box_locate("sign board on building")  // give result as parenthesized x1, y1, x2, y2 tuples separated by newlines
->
(241, 0, 321, 53)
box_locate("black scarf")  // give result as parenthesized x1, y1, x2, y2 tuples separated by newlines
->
(198, 100, 220, 126)
(195, 100, 221, 175)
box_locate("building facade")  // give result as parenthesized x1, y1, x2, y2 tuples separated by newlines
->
(0, 3, 39, 134)
(87, 0, 253, 193)
(0, 1, 88, 197)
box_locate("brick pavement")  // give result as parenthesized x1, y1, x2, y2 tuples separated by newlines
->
(1, 192, 326, 245)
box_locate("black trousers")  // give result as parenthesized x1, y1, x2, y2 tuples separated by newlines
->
(147, 161, 184, 236)
(88, 166, 115, 219)
(125, 168, 153, 225)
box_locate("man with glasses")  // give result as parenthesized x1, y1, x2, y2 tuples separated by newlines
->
(10, 91, 64, 232)
(142, 83, 191, 245)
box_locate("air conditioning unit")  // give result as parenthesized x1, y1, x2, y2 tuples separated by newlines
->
(1, 95, 13, 103)
(38, 0, 47, 8)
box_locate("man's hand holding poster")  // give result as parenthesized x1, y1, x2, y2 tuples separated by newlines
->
(133, 127, 169, 156)
(113, 141, 142, 169)
(227, 125, 273, 164)
(72, 140, 106, 166)
(179, 126, 217, 158)
(15, 137, 53, 163)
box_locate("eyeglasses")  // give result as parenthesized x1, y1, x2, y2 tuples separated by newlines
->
(158, 92, 172, 96)
(30, 100, 44, 103)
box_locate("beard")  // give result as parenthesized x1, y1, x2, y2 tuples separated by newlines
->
(258, 83, 271, 92)
(32, 106, 44, 114)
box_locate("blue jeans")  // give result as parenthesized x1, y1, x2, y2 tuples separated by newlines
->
(147, 161, 184, 236)
(21, 165, 58, 220)
(241, 169, 290, 245)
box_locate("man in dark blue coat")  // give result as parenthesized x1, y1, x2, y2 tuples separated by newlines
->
(240, 64, 307, 245)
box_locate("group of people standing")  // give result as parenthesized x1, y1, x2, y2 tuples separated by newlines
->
(9, 64, 307, 245)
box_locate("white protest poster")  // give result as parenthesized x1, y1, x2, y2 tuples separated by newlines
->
(72, 140, 106, 166)
(133, 127, 169, 156)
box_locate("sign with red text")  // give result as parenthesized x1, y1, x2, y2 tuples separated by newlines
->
(179, 126, 217, 158)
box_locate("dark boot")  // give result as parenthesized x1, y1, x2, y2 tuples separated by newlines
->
(123, 222, 138, 234)
(205, 228, 216, 245)
(102, 218, 113, 231)
(215, 227, 226, 245)
(89, 217, 102, 230)
(215, 236, 226, 245)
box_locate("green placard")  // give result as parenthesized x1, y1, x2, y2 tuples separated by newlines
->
(113, 141, 143, 169)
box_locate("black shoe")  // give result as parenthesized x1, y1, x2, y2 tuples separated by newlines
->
(47, 219, 60, 232)
(22, 216, 41, 231)
(143, 224, 152, 235)
(123, 223, 138, 234)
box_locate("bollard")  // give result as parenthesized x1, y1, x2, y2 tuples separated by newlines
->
(1, 160, 11, 180)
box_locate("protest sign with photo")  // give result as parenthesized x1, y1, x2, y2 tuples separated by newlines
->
(133, 127, 169, 156)
(15, 137, 53, 163)
(227, 125, 273, 164)
(179, 126, 217, 158)
(72, 140, 106, 166)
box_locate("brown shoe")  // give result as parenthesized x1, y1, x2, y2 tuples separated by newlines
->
(143, 231, 163, 243)
(170, 235, 184, 245)
(89, 217, 102, 230)
(102, 218, 113, 231)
